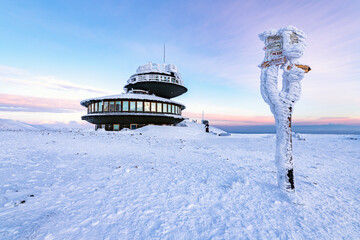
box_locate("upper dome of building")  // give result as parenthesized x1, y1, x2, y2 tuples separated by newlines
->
(124, 62, 187, 99)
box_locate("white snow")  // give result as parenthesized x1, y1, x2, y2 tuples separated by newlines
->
(0, 122, 359, 239)
(0, 118, 39, 131)
(259, 26, 308, 191)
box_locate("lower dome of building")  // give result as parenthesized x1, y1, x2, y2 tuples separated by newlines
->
(80, 93, 186, 130)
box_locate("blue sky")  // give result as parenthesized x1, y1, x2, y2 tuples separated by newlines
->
(1, 0, 360, 125)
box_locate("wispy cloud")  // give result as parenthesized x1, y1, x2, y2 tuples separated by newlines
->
(0, 65, 113, 95)
(0, 93, 84, 113)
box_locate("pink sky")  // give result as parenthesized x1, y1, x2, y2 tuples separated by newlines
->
(183, 112, 360, 126)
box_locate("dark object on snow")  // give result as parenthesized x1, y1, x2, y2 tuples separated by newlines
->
(202, 120, 209, 125)
(205, 123, 210, 133)
(287, 169, 295, 190)
(218, 132, 231, 136)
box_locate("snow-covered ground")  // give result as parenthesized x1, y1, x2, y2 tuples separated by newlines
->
(0, 122, 359, 239)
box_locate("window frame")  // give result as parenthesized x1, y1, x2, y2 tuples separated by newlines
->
(151, 102, 156, 112)
(109, 101, 115, 112)
(157, 102, 162, 112)
(130, 101, 136, 112)
(103, 101, 109, 112)
(144, 102, 150, 112)
(168, 104, 171, 113)
(137, 101, 143, 112)
(115, 101, 121, 111)
(99, 101, 103, 112)
(123, 101, 129, 111)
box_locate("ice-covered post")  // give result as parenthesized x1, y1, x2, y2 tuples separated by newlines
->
(259, 26, 310, 192)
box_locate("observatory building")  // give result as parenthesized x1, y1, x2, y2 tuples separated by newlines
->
(80, 62, 187, 131)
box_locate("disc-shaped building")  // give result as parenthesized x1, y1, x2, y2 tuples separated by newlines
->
(80, 62, 187, 131)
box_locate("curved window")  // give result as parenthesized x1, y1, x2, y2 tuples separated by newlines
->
(104, 101, 109, 112)
(151, 102, 156, 112)
(123, 101, 129, 111)
(87, 100, 182, 116)
(109, 101, 115, 112)
(115, 101, 121, 111)
(157, 103, 162, 112)
(144, 102, 150, 112)
(137, 101, 143, 111)
(130, 101, 136, 111)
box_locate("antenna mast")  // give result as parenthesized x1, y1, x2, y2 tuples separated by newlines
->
(163, 43, 166, 63)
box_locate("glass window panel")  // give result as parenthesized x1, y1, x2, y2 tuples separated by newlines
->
(137, 101, 143, 111)
(144, 102, 150, 112)
(130, 101, 136, 111)
(168, 104, 171, 113)
(151, 102, 156, 112)
(123, 101, 129, 111)
(113, 124, 120, 131)
(94, 102, 98, 112)
(115, 101, 121, 111)
(88, 105, 91, 113)
(99, 101, 103, 112)
(172, 105, 175, 113)
(157, 103, 162, 112)
(163, 103, 167, 113)
(109, 101, 115, 112)
(91, 103, 94, 112)
(104, 101, 109, 111)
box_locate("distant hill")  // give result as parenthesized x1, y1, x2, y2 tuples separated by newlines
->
(0, 119, 92, 131)
(0, 118, 40, 131)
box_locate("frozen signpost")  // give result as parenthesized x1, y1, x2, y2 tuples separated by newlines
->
(259, 26, 311, 192)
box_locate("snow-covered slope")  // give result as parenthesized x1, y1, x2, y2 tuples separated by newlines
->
(0, 118, 39, 131)
(0, 123, 359, 239)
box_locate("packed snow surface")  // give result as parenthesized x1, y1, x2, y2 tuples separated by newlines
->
(0, 122, 359, 239)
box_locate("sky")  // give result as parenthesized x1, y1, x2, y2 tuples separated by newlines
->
(0, 0, 360, 126)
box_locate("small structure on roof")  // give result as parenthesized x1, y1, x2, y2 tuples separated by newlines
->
(80, 62, 187, 131)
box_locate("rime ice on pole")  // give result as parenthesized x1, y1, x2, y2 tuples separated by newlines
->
(259, 26, 311, 192)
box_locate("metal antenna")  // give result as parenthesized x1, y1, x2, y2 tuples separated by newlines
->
(163, 43, 165, 63)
